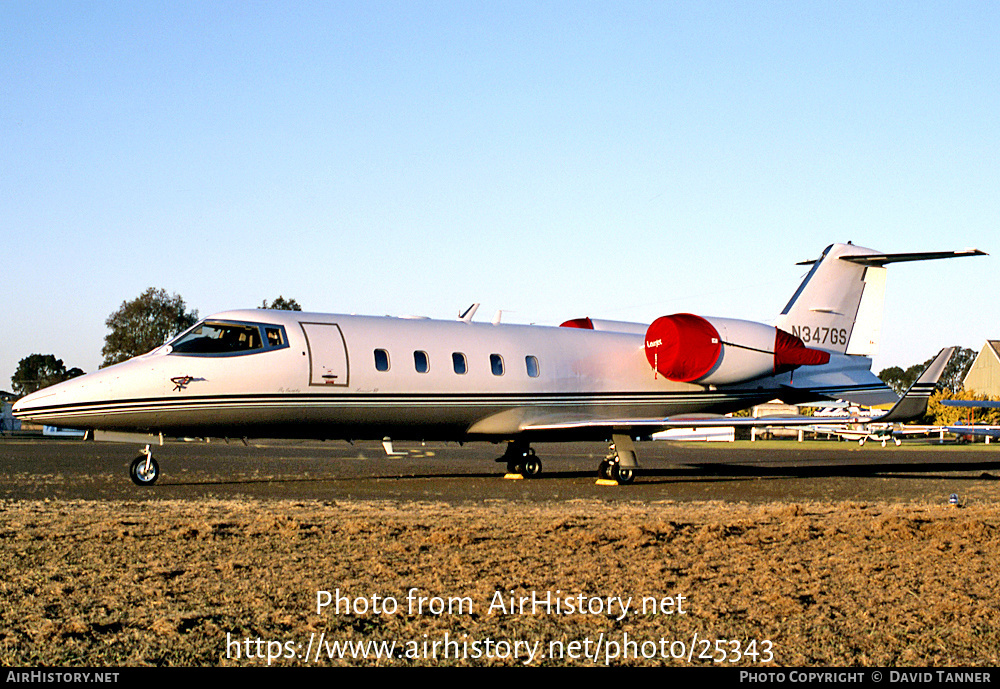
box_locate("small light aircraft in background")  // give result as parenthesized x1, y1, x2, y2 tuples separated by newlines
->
(13, 243, 983, 485)
(783, 405, 941, 446)
(939, 399, 1000, 442)
(803, 421, 939, 446)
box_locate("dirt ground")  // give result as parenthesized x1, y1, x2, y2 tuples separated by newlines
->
(3, 496, 1000, 667)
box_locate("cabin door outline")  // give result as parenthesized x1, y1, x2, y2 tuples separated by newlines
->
(300, 322, 350, 387)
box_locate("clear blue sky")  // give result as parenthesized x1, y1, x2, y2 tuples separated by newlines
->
(2, 1, 997, 389)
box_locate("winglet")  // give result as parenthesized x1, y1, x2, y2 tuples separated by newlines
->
(877, 347, 955, 423)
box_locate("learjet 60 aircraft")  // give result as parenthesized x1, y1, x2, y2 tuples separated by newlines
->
(13, 243, 984, 485)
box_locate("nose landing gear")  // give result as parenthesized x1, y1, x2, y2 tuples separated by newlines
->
(129, 445, 160, 486)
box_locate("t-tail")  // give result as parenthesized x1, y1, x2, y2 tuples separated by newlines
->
(774, 244, 985, 358)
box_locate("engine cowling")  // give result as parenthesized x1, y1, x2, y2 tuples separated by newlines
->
(644, 313, 830, 385)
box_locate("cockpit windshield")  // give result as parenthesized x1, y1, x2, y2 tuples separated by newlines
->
(169, 321, 287, 356)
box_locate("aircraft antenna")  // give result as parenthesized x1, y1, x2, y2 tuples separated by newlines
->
(458, 303, 480, 323)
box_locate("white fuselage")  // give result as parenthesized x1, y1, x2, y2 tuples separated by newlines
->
(14, 309, 820, 442)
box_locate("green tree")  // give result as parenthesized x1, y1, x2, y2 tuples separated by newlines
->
(259, 296, 302, 311)
(102, 288, 199, 367)
(12, 354, 85, 396)
(878, 364, 922, 395)
(927, 389, 1000, 427)
(939, 347, 976, 394)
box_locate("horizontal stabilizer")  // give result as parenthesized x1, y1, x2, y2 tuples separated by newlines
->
(839, 249, 986, 266)
(796, 248, 987, 267)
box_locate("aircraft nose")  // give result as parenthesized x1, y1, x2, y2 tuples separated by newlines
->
(11, 377, 79, 422)
(13, 390, 37, 413)
(12, 388, 49, 418)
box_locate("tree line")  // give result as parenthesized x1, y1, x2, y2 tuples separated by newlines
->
(11, 289, 301, 396)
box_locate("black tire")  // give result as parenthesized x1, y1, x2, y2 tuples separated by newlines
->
(129, 455, 159, 486)
(598, 460, 613, 481)
(612, 465, 635, 485)
(522, 456, 542, 477)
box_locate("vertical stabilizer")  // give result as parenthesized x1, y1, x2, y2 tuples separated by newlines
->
(774, 244, 986, 358)
(774, 243, 882, 356)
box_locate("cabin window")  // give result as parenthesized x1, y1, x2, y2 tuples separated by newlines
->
(490, 354, 504, 376)
(452, 352, 467, 375)
(414, 350, 429, 373)
(374, 349, 390, 371)
(525, 355, 540, 378)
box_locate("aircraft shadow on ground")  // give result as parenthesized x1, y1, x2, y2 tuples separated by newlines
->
(151, 459, 1000, 487)
(638, 460, 1000, 483)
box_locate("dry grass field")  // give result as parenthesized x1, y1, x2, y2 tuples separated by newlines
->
(3, 496, 1000, 666)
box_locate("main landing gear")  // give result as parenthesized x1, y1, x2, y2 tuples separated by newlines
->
(597, 434, 638, 485)
(598, 457, 635, 484)
(498, 441, 542, 477)
(129, 445, 160, 486)
(498, 434, 640, 485)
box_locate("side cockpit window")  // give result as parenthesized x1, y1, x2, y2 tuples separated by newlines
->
(265, 327, 285, 348)
(169, 321, 288, 357)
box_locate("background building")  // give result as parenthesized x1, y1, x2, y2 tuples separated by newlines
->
(1, 399, 20, 433)
(963, 341, 1000, 397)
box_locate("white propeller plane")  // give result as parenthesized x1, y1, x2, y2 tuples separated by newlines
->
(800, 421, 939, 446)
(13, 243, 984, 485)
(939, 400, 1000, 442)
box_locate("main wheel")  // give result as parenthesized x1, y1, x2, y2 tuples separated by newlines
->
(129, 455, 160, 486)
(611, 465, 636, 485)
(521, 455, 542, 477)
(598, 459, 613, 480)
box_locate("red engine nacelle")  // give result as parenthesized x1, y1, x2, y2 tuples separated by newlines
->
(644, 313, 830, 384)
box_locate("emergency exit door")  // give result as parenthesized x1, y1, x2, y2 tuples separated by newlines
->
(300, 322, 350, 387)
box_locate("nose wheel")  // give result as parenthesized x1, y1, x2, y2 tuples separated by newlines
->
(129, 445, 160, 486)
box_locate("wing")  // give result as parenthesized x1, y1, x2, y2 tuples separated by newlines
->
(522, 348, 955, 436)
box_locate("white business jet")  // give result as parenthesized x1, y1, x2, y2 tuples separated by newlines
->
(13, 243, 984, 485)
